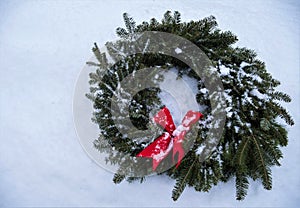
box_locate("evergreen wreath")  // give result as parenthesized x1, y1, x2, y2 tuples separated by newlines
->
(86, 11, 294, 201)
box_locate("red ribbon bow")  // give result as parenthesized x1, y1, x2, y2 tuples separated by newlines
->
(137, 107, 203, 171)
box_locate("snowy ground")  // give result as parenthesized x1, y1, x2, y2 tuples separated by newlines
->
(0, 0, 299, 207)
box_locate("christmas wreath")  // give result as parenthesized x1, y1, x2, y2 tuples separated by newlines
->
(86, 11, 294, 201)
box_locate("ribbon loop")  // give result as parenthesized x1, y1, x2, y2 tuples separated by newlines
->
(152, 107, 176, 134)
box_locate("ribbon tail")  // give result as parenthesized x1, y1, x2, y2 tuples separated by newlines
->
(172, 131, 186, 168)
(173, 140, 185, 168)
(172, 110, 203, 168)
(137, 133, 172, 171)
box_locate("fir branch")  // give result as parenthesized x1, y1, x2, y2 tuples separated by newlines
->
(251, 134, 272, 190)
(172, 159, 197, 201)
(235, 171, 249, 200)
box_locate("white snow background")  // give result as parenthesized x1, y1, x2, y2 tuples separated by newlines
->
(0, 0, 299, 207)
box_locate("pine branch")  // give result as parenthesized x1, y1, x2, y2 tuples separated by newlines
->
(235, 171, 249, 200)
(237, 136, 251, 167)
(172, 159, 197, 201)
(116, 27, 129, 38)
(251, 134, 272, 190)
(271, 91, 291, 102)
(113, 173, 126, 184)
(162, 11, 172, 24)
(260, 138, 282, 166)
(173, 11, 181, 24)
(123, 13, 136, 34)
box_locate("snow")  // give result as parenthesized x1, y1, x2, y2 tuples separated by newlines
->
(249, 88, 267, 100)
(200, 88, 208, 94)
(253, 74, 263, 83)
(172, 125, 189, 137)
(174, 47, 182, 54)
(196, 144, 206, 155)
(219, 65, 230, 75)
(0, 0, 299, 207)
(226, 107, 233, 117)
(158, 68, 200, 126)
(234, 126, 240, 133)
(182, 113, 197, 126)
(153, 136, 173, 161)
